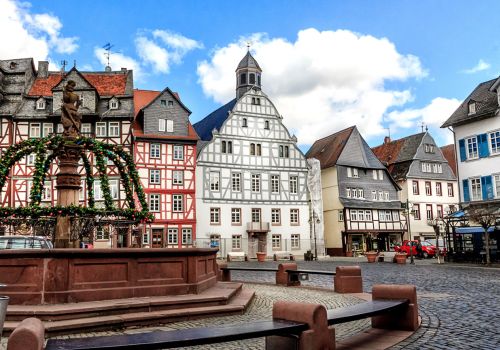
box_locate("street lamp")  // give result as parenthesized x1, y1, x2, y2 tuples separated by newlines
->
(308, 213, 320, 261)
(427, 217, 444, 264)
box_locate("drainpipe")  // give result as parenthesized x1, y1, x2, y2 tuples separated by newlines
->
(448, 127, 461, 206)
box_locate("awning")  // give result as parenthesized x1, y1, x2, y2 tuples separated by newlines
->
(447, 210, 465, 218)
(455, 226, 496, 234)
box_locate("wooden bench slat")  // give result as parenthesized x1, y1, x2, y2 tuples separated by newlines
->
(286, 269, 336, 276)
(45, 320, 308, 350)
(327, 299, 408, 325)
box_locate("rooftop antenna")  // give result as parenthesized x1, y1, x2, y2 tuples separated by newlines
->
(384, 127, 391, 138)
(60, 60, 68, 73)
(73, 60, 77, 68)
(420, 121, 425, 133)
(103, 43, 114, 71)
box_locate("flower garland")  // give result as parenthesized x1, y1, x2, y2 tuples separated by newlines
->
(0, 135, 153, 223)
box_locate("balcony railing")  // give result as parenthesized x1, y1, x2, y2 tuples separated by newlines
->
(246, 222, 270, 232)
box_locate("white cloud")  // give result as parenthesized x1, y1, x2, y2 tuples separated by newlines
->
(197, 28, 428, 145)
(0, 0, 78, 62)
(94, 47, 142, 78)
(134, 30, 202, 74)
(386, 97, 461, 144)
(463, 59, 490, 74)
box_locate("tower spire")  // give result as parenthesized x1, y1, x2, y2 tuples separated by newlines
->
(235, 50, 262, 99)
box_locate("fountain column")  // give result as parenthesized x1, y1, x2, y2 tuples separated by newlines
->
(54, 141, 82, 248)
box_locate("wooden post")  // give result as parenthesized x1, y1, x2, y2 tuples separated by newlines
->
(54, 142, 82, 248)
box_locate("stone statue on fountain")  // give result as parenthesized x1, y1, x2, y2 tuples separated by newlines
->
(61, 80, 82, 139)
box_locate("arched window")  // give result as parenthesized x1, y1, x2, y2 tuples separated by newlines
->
(264, 120, 269, 130)
(242, 118, 248, 127)
(221, 141, 226, 153)
(240, 73, 247, 85)
(250, 143, 255, 155)
(228, 141, 233, 154)
(249, 73, 255, 85)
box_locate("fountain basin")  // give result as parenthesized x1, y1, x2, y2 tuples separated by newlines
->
(0, 248, 218, 305)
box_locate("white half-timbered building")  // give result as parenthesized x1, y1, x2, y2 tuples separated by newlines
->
(194, 52, 311, 258)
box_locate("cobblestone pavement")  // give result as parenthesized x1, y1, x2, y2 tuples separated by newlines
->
(229, 259, 500, 349)
(2, 259, 499, 349)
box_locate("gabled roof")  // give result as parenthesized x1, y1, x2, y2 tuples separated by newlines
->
(372, 133, 425, 165)
(133, 89, 161, 116)
(236, 51, 261, 71)
(137, 87, 190, 115)
(306, 126, 355, 169)
(440, 144, 457, 176)
(193, 99, 237, 141)
(28, 69, 129, 97)
(441, 78, 498, 128)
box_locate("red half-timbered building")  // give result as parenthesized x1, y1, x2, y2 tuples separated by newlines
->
(133, 88, 198, 248)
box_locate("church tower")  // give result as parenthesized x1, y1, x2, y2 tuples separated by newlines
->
(236, 51, 262, 99)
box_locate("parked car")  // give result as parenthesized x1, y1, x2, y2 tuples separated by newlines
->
(424, 239, 447, 256)
(0, 236, 53, 250)
(394, 240, 436, 258)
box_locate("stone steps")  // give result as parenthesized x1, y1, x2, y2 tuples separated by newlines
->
(3, 283, 255, 336)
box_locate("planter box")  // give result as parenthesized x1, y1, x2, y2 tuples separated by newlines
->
(256, 252, 266, 262)
(365, 252, 378, 263)
(395, 254, 407, 264)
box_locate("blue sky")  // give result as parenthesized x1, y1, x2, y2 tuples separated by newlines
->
(2, 0, 499, 149)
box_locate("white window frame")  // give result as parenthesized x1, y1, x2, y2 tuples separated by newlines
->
(96, 122, 107, 137)
(352, 168, 359, 178)
(150, 144, 161, 158)
(30, 123, 41, 138)
(94, 180, 102, 201)
(209, 171, 220, 192)
(149, 194, 160, 212)
(489, 130, 500, 155)
(372, 170, 377, 180)
(232, 235, 242, 250)
(271, 208, 281, 224)
(231, 173, 241, 192)
(470, 177, 482, 201)
(378, 170, 383, 180)
(231, 208, 241, 224)
(251, 174, 261, 193)
(182, 228, 192, 245)
(271, 175, 280, 194)
(42, 123, 53, 137)
(371, 190, 377, 200)
(166, 119, 174, 132)
(272, 234, 281, 250)
(41, 181, 52, 201)
(81, 123, 91, 134)
(109, 179, 119, 200)
(168, 228, 178, 245)
(110, 99, 119, 110)
(27, 153, 36, 166)
(150, 169, 161, 184)
(36, 98, 46, 110)
(210, 208, 220, 224)
(108, 122, 120, 137)
(172, 194, 183, 212)
(172, 170, 183, 185)
(494, 174, 500, 198)
(365, 210, 372, 221)
(384, 191, 389, 201)
(291, 234, 300, 249)
(159, 119, 166, 132)
(173, 145, 184, 160)
(142, 229, 150, 245)
(466, 136, 478, 160)
(289, 176, 298, 194)
(290, 209, 299, 225)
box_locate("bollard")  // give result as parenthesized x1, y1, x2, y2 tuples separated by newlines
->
(276, 263, 298, 286)
(371, 284, 419, 331)
(334, 266, 363, 293)
(7, 318, 45, 350)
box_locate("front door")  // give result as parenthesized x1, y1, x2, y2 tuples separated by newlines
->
(152, 228, 163, 248)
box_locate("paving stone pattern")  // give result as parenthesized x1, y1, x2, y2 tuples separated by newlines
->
(1, 258, 499, 349)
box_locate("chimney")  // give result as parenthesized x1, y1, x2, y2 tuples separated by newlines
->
(121, 67, 127, 72)
(37, 61, 49, 78)
(105, 66, 112, 72)
(384, 136, 391, 144)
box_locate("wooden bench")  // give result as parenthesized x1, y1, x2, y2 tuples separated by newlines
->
(32, 284, 418, 350)
(273, 251, 294, 261)
(286, 268, 335, 282)
(226, 251, 247, 262)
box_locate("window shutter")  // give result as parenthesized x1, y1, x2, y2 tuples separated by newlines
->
(462, 179, 470, 202)
(159, 119, 166, 132)
(478, 134, 490, 158)
(458, 139, 466, 161)
(481, 175, 494, 200)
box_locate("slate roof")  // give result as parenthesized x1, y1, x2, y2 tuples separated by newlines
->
(306, 126, 355, 169)
(340, 198, 402, 210)
(372, 133, 425, 165)
(441, 78, 499, 127)
(133, 89, 161, 116)
(28, 71, 129, 97)
(193, 99, 237, 141)
(440, 144, 457, 176)
(237, 52, 261, 71)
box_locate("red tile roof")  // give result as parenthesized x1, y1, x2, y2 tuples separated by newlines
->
(372, 138, 406, 165)
(306, 126, 355, 169)
(440, 144, 457, 176)
(133, 89, 161, 116)
(28, 73, 128, 97)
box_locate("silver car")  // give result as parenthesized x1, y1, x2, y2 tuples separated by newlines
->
(0, 236, 53, 249)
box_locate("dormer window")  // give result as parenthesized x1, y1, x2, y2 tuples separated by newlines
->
(468, 101, 476, 115)
(36, 98, 46, 110)
(109, 98, 119, 110)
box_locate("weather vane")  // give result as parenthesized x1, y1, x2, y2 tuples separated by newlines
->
(103, 43, 114, 68)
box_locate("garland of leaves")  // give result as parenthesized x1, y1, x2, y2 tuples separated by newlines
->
(0, 135, 153, 223)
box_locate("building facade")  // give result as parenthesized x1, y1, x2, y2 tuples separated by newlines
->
(442, 77, 500, 206)
(133, 88, 198, 248)
(307, 126, 406, 256)
(372, 132, 459, 241)
(0, 59, 135, 247)
(194, 52, 311, 258)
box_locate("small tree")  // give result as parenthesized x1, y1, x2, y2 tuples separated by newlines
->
(467, 206, 498, 265)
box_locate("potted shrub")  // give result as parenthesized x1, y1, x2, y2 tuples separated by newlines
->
(365, 251, 378, 263)
(256, 252, 266, 262)
(345, 250, 353, 257)
(395, 252, 407, 264)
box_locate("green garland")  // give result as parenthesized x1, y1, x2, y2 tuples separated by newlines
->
(0, 135, 153, 223)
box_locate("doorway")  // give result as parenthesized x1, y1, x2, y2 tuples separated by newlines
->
(152, 228, 164, 248)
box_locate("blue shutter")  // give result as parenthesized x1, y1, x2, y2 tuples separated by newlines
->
(481, 176, 494, 200)
(462, 179, 470, 202)
(478, 134, 490, 158)
(459, 139, 467, 161)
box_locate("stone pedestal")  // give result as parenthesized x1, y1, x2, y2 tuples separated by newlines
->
(55, 142, 82, 248)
